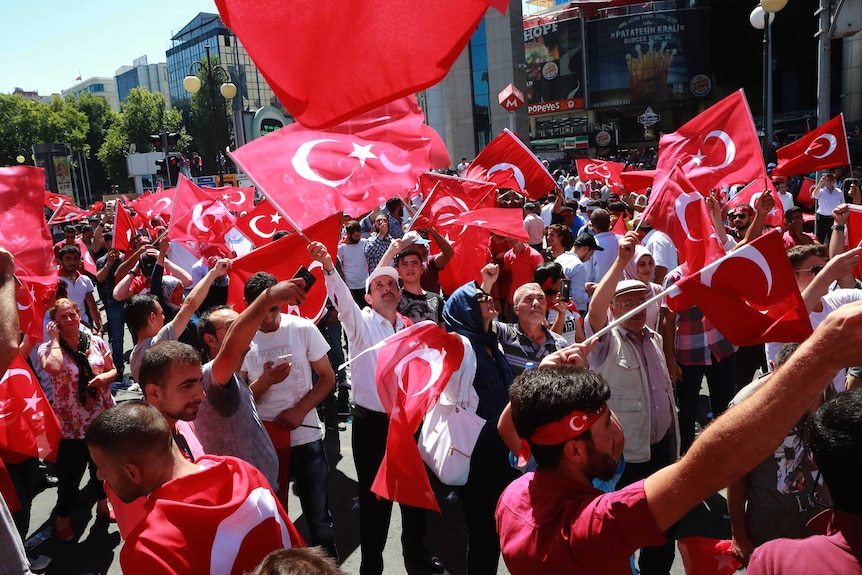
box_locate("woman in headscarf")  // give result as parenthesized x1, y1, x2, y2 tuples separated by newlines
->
(39, 298, 116, 542)
(621, 243, 663, 331)
(442, 264, 519, 575)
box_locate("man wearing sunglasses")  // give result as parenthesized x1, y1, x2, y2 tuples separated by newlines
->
(727, 204, 755, 241)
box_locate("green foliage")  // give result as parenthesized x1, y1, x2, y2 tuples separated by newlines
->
(0, 93, 87, 166)
(188, 54, 234, 172)
(67, 93, 116, 195)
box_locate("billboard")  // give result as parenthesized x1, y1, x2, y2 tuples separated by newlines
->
(586, 9, 712, 109)
(524, 15, 586, 115)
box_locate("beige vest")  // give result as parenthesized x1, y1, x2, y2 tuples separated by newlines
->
(594, 327, 679, 464)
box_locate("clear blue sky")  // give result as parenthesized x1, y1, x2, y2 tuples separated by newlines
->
(2, 0, 217, 96)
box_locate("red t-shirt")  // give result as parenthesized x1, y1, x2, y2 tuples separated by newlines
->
(503, 247, 545, 304)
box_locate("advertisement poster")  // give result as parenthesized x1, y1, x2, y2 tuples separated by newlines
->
(586, 9, 712, 109)
(53, 156, 73, 196)
(524, 15, 586, 115)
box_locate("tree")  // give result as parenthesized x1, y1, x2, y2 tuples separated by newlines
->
(0, 94, 87, 167)
(97, 88, 188, 191)
(67, 93, 116, 195)
(188, 53, 234, 174)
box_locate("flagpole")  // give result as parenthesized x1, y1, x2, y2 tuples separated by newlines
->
(403, 181, 440, 234)
(47, 200, 65, 227)
(111, 200, 120, 250)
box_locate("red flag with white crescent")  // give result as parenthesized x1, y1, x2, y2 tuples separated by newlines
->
(372, 321, 466, 511)
(47, 200, 105, 226)
(44, 191, 67, 211)
(230, 95, 449, 231)
(202, 186, 256, 213)
(234, 198, 294, 246)
(576, 159, 626, 187)
(677, 537, 742, 575)
(723, 178, 783, 228)
(130, 186, 175, 223)
(168, 177, 238, 245)
(465, 129, 557, 200)
(226, 213, 341, 321)
(655, 90, 765, 195)
(439, 207, 530, 242)
(666, 230, 812, 346)
(113, 201, 138, 253)
(773, 114, 850, 177)
(796, 177, 816, 209)
(15, 278, 47, 342)
(76, 237, 98, 275)
(410, 173, 497, 230)
(0, 356, 62, 462)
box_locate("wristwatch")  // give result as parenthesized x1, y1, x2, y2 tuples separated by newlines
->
(832, 224, 845, 231)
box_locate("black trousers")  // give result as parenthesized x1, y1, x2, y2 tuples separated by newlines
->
(351, 406, 428, 575)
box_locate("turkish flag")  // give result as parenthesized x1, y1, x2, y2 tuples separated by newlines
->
(437, 226, 490, 296)
(202, 186, 256, 214)
(410, 173, 497, 230)
(440, 207, 530, 242)
(642, 163, 725, 274)
(0, 356, 62, 462)
(226, 213, 341, 322)
(214, 0, 502, 130)
(15, 279, 47, 342)
(677, 537, 742, 575)
(130, 186, 175, 223)
(230, 96, 449, 231)
(465, 129, 557, 200)
(724, 178, 783, 228)
(234, 199, 294, 246)
(576, 159, 625, 187)
(796, 177, 816, 209)
(122, 455, 302, 575)
(655, 90, 764, 194)
(76, 237, 97, 275)
(44, 191, 68, 212)
(619, 169, 655, 194)
(612, 212, 628, 235)
(168, 177, 238, 245)
(667, 230, 812, 346)
(846, 205, 862, 279)
(47, 199, 105, 226)
(0, 167, 57, 289)
(773, 114, 851, 177)
(372, 321, 466, 511)
(113, 201, 137, 253)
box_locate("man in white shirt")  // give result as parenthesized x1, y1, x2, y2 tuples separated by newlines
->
(812, 173, 844, 243)
(337, 219, 370, 309)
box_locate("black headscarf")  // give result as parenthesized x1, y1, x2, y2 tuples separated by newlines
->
(58, 330, 97, 405)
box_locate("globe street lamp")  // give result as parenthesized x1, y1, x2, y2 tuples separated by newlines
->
(183, 44, 237, 185)
(750, 0, 788, 161)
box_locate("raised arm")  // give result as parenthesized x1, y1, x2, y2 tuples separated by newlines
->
(480, 263, 499, 294)
(427, 227, 455, 268)
(644, 299, 862, 532)
(586, 231, 637, 334)
(170, 258, 231, 338)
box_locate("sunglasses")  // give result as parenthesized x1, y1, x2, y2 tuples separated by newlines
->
(794, 265, 825, 276)
(729, 213, 750, 220)
(476, 292, 492, 303)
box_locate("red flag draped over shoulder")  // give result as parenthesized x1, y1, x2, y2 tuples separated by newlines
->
(226, 213, 341, 322)
(666, 230, 812, 346)
(0, 356, 62, 462)
(234, 199, 294, 247)
(642, 163, 725, 274)
(576, 159, 625, 188)
(168, 176, 238, 245)
(230, 96, 449, 231)
(372, 321, 466, 511)
(0, 167, 57, 289)
(214, 0, 503, 130)
(655, 90, 764, 194)
(464, 129, 557, 200)
(773, 114, 850, 177)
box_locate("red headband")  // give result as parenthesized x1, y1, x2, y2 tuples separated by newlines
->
(516, 403, 608, 469)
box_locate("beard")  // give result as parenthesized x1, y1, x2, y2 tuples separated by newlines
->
(584, 442, 619, 482)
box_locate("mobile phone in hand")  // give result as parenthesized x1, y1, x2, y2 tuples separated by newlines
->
(292, 265, 316, 292)
(560, 279, 571, 302)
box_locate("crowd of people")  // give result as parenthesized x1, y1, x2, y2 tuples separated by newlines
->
(4, 156, 862, 575)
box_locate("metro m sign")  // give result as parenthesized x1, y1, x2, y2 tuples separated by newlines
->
(498, 84, 525, 112)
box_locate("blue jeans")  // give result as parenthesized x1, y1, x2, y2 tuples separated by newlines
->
(105, 298, 126, 378)
(291, 439, 338, 560)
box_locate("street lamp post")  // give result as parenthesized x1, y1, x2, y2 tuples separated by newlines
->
(183, 44, 237, 185)
(750, 0, 788, 161)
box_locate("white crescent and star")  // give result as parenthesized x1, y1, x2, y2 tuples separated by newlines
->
(229, 189, 247, 206)
(583, 162, 612, 180)
(292, 139, 354, 188)
(689, 130, 736, 170)
(674, 192, 704, 242)
(569, 414, 589, 432)
(378, 153, 412, 173)
(0, 398, 9, 419)
(0, 368, 37, 418)
(248, 215, 276, 239)
(23, 391, 42, 413)
(348, 143, 376, 168)
(191, 203, 211, 233)
(394, 347, 446, 398)
(487, 163, 527, 190)
(700, 245, 773, 296)
(808, 134, 838, 159)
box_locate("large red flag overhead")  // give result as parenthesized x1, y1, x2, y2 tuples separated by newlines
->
(372, 321, 466, 511)
(202, 186, 256, 214)
(214, 0, 503, 130)
(227, 213, 341, 322)
(666, 230, 812, 346)
(0, 356, 62, 462)
(655, 90, 764, 194)
(576, 159, 626, 187)
(0, 167, 57, 289)
(773, 114, 850, 177)
(724, 178, 783, 229)
(440, 207, 530, 242)
(230, 96, 449, 231)
(168, 177, 238, 245)
(437, 226, 491, 296)
(465, 129, 557, 200)
(642, 163, 725, 274)
(410, 173, 497, 230)
(234, 198, 294, 247)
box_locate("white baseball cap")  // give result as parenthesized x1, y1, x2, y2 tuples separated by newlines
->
(366, 266, 400, 293)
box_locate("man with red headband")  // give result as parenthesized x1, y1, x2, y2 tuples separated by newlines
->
(496, 298, 862, 574)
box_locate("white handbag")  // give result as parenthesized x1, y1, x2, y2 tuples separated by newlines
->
(419, 366, 485, 486)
